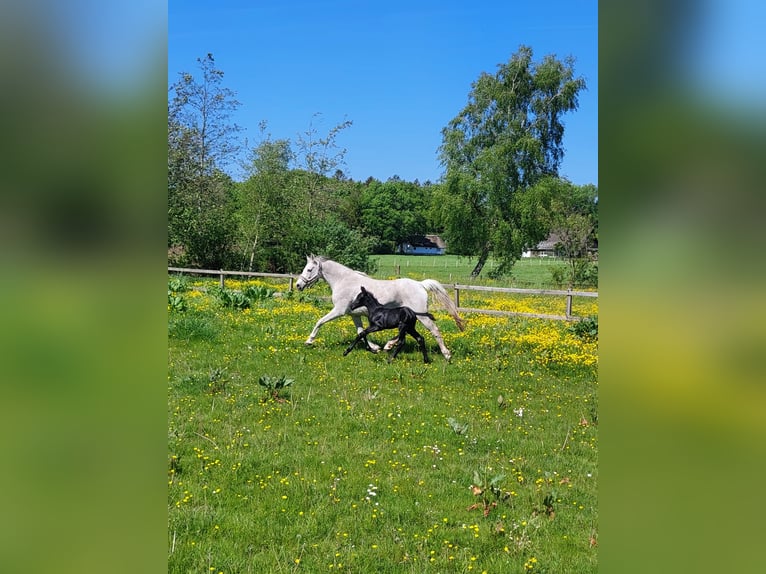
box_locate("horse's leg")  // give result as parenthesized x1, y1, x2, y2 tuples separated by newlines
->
(382, 336, 399, 352)
(416, 315, 452, 361)
(407, 325, 430, 363)
(351, 314, 381, 353)
(305, 305, 348, 345)
(388, 324, 408, 361)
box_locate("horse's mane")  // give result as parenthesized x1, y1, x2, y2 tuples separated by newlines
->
(315, 255, 369, 277)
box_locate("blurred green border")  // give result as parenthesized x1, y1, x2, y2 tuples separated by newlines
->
(0, 2, 167, 573)
(601, 1, 766, 572)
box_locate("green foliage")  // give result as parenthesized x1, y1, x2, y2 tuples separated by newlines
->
(168, 54, 241, 268)
(359, 179, 431, 252)
(167, 291, 188, 312)
(257, 374, 294, 401)
(543, 177, 598, 287)
(206, 283, 277, 310)
(168, 275, 190, 292)
(569, 315, 598, 342)
(469, 469, 511, 516)
(209, 286, 252, 310)
(437, 46, 587, 276)
(305, 215, 378, 274)
(208, 367, 228, 395)
(235, 129, 299, 272)
(550, 259, 598, 288)
(242, 284, 275, 302)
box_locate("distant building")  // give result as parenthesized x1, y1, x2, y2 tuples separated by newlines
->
(521, 232, 598, 258)
(397, 234, 446, 255)
(522, 233, 560, 258)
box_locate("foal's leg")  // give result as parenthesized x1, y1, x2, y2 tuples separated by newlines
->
(353, 315, 382, 352)
(388, 324, 408, 361)
(344, 326, 383, 356)
(407, 325, 430, 363)
(343, 331, 368, 356)
(416, 315, 451, 361)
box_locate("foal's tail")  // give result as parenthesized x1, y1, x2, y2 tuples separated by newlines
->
(421, 279, 466, 331)
(415, 312, 436, 321)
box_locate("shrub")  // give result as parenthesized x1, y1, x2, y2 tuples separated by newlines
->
(258, 375, 294, 402)
(168, 291, 187, 312)
(243, 284, 275, 302)
(569, 315, 598, 341)
(550, 259, 598, 289)
(168, 275, 190, 292)
(210, 286, 252, 310)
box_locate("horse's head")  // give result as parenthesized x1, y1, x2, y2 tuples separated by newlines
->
(296, 255, 322, 291)
(349, 286, 372, 311)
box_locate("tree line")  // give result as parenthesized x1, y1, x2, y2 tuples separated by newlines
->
(168, 48, 597, 285)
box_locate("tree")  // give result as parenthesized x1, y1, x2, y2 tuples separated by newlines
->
(304, 215, 377, 274)
(169, 53, 243, 174)
(236, 124, 296, 271)
(437, 46, 586, 277)
(543, 178, 598, 287)
(359, 179, 430, 253)
(294, 113, 353, 220)
(288, 114, 376, 272)
(168, 54, 242, 268)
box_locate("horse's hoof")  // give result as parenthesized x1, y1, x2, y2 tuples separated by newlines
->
(304, 340, 314, 347)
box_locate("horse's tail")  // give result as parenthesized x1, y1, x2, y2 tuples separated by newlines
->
(421, 279, 466, 331)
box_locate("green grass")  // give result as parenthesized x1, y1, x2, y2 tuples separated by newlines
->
(372, 254, 570, 289)
(168, 279, 598, 573)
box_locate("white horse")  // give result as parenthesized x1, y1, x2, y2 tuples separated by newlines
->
(296, 255, 465, 360)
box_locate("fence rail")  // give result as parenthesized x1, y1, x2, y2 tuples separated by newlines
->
(452, 283, 597, 321)
(168, 266, 297, 290)
(168, 267, 598, 321)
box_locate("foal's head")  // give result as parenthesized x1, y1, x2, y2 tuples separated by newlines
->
(349, 286, 377, 311)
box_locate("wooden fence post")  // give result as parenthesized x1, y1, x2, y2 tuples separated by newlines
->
(219, 271, 225, 289)
(454, 286, 460, 309)
(289, 277, 294, 291)
(565, 293, 573, 319)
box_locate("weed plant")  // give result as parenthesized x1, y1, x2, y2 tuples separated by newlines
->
(168, 278, 598, 573)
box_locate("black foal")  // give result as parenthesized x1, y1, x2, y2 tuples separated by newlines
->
(343, 286, 434, 363)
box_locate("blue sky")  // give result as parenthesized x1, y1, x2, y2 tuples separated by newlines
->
(169, 0, 597, 185)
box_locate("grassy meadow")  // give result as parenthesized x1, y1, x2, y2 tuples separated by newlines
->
(168, 262, 598, 573)
(372, 255, 570, 288)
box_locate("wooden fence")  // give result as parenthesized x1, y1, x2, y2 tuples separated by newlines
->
(452, 284, 597, 322)
(168, 266, 297, 291)
(168, 267, 597, 322)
